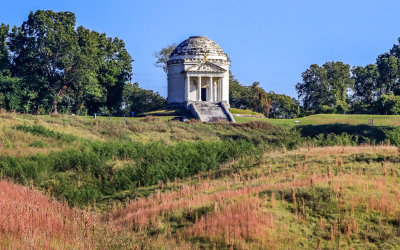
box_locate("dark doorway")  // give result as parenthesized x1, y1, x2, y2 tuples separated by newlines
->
(201, 88, 207, 101)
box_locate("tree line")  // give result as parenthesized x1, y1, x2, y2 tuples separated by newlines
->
(155, 36, 400, 117)
(296, 39, 400, 115)
(0, 10, 165, 115)
(229, 74, 300, 118)
(3, 10, 399, 117)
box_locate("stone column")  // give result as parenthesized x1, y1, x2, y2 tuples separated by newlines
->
(215, 77, 221, 102)
(197, 76, 201, 101)
(184, 75, 188, 101)
(216, 78, 220, 101)
(214, 78, 219, 102)
(220, 78, 223, 102)
(210, 76, 214, 102)
(187, 75, 190, 101)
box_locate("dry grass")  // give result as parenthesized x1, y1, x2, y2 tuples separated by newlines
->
(104, 144, 400, 249)
(187, 197, 277, 248)
(267, 145, 398, 158)
(0, 179, 97, 249)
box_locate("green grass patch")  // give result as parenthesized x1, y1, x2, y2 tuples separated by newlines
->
(235, 114, 400, 127)
(229, 108, 265, 117)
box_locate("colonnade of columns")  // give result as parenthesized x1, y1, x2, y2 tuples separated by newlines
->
(185, 75, 223, 102)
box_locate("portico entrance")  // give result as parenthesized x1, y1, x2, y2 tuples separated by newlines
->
(185, 75, 224, 103)
(201, 88, 207, 101)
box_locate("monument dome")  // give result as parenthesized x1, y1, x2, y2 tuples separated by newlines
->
(170, 36, 227, 58)
(166, 36, 234, 122)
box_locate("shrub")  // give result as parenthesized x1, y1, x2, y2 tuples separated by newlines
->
(384, 127, 400, 147)
(0, 139, 258, 206)
(309, 132, 359, 146)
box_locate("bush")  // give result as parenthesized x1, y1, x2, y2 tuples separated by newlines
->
(384, 127, 400, 147)
(319, 105, 334, 114)
(309, 132, 359, 146)
(0, 139, 258, 206)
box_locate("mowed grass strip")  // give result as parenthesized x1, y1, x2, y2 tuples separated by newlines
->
(235, 114, 400, 126)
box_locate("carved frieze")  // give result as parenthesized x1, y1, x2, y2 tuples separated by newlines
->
(183, 61, 227, 73)
(168, 58, 229, 65)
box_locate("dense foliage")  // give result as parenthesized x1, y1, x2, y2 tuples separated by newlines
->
(123, 82, 165, 114)
(0, 10, 165, 116)
(229, 74, 300, 118)
(0, 124, 261, 206)
(296, 62, 351, 114)
(297, 37, 400, 115)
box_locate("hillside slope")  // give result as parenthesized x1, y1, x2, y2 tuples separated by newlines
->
(1, 111, 400, 248)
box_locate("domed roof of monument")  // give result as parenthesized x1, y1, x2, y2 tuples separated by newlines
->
(171, 36, 226, 57)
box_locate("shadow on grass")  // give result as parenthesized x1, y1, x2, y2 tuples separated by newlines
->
(298, 124, 389, 143)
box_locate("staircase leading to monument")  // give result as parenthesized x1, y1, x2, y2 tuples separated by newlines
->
(190, 102, 235, 122)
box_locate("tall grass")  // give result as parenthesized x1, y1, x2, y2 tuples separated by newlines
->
(187, 197, 276, 248)
(0, 179, 97, 249)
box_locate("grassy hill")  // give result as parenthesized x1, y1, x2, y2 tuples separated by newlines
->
(1, 110, 400, 248)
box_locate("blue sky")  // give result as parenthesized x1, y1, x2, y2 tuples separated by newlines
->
(1, 0, 400, 97)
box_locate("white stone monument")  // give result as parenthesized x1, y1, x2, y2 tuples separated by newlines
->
(167, 36, 234, 122)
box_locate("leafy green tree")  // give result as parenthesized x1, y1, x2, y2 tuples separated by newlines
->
(376, 53, 400, 95)
(154, 44, 177, 73)
(267, 92, 300, 119)
(0, 23, 10, 75)
(9, 10, 79, 114)
(101, 37, 133, 115)
(67, 26, 132, 115)
(351, 64, 379, 104)
(249, 82, 269, 115)
(0, 23, 36, 112)
(296, 64, 330, 112)
(376, 94, 400, 115)
(350, 64, 379, 113)
(68, 26, 105, 114)
(229, 72, 252, 109)
(123, 82, 165, 114)
(296, 62, 352, 113)
(0, 23, 10, 109)
(229, 75, 299, 118)
(323, 61, 352, 113)
(4, 10, 133, 115)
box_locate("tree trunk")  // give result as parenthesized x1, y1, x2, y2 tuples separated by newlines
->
(53, 98, 58, 114)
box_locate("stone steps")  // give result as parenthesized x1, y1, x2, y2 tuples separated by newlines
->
(191, 102, 234, 122)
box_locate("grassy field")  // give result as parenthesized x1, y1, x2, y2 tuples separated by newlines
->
(1, 110, 400, 249)
(78, 113, 400, 127)
(136, 109, 400, 127)
(230, 108, 264, 117)
(235, 114, 400, 126)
